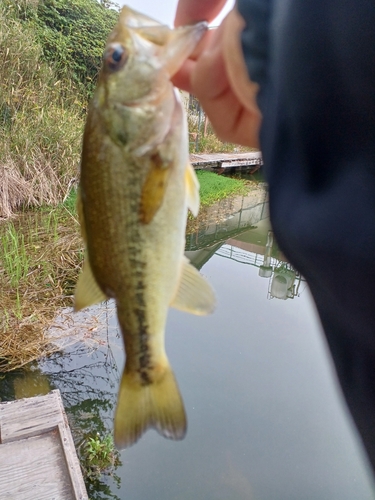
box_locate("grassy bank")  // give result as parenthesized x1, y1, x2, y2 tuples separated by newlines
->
(0, 0, 256, 219)
(197, 170, 251, 206)
(0, 193, 81, 371)
(0, 0, 120, 218)
(0, 2, 85, 217)
(0, 172, 254, 371)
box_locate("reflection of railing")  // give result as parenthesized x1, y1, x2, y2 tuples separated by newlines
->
(216, 244, 266, 268)
(186, 186, 307, 300)
(215, 233, 306, 300)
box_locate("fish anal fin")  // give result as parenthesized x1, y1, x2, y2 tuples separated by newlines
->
(185, 163, 200, 217)
(170, 257, 216, 315)
(74, 256, 107, 311)
(140, 152, 172, 224)
(114, 364, 187, 449)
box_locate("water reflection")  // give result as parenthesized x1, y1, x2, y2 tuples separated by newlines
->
(217, 230, 305, 300)
(1, 187, 375, 499)
(40, 315, 123, 500)
(186, 185, 269, 252)
(187, 190, 305, 301)
(13, 366, 51, 399)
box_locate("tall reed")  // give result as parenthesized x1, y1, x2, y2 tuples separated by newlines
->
(0, 1, 83, 217)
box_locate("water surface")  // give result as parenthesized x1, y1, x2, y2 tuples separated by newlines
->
(2, 189, 375, 500)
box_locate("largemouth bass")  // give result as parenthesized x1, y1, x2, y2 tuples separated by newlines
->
(74, 6, 215, 448)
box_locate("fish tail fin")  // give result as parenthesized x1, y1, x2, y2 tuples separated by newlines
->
(114, 363, 187, 449)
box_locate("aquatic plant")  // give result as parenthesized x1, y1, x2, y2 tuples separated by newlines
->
(80, 433, 121, 481)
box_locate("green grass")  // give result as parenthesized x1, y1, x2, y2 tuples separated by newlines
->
(1, 223, 29, 287)
(61, 188, 78, 215)
(56, 174, 248, 216)
(197, 170, 251, 206)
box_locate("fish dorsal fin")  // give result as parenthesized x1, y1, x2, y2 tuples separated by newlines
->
(140, 152, 172, 224)
(74, 256, 107, 312)
(185, 163, 200, 217)
(170, 257, 215, 315)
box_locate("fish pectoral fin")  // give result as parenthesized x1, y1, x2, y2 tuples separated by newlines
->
(139, 152, 172, 224)
(114, 364, 187, 449)
(185, 163, 200, 217)
(74, 256, 107, 311)
(170, 257, 216, 315)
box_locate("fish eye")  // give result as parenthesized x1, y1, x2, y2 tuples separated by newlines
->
(104, 43, 128, 72)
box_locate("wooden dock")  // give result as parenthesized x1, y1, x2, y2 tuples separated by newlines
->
(190, 151, 263, 171)
(0, 390, 88, 500)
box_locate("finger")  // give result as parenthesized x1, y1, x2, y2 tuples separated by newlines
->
(191, 37, 260, 147)
(223, 9, 260, 111)
(172, 30, 217, 92)
(196, 85, 261, 147)
(171, 59, 196, 93)
(188, 29, 216, 62)
(191, 32, 228, 100)
(213, 96, 260, 147)
(174, 0, 227, 26)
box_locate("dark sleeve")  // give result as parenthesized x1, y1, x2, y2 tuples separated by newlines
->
(237, 0, 375, 475)
(236, 0, 271, 87)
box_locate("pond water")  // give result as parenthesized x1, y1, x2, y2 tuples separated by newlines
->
(2, 186, 375, 499)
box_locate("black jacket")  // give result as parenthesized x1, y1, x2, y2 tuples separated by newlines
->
(237, 0, 375, 472)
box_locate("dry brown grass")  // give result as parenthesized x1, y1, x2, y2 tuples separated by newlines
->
(0, 207, 83, 371)
(0, 2, 83, 218)
(0, 162, 35, 218)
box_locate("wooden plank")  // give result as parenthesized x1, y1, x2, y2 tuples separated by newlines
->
(0, 390, 88, 500)
(0, 390, 63, 443)
(57, 420, 88, 499)
(221, 159, 262, 167)
(0, 430, 75, 500)
(190, 151, 263, 168)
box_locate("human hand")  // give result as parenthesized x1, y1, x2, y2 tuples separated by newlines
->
(173, 1, 261, 148)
